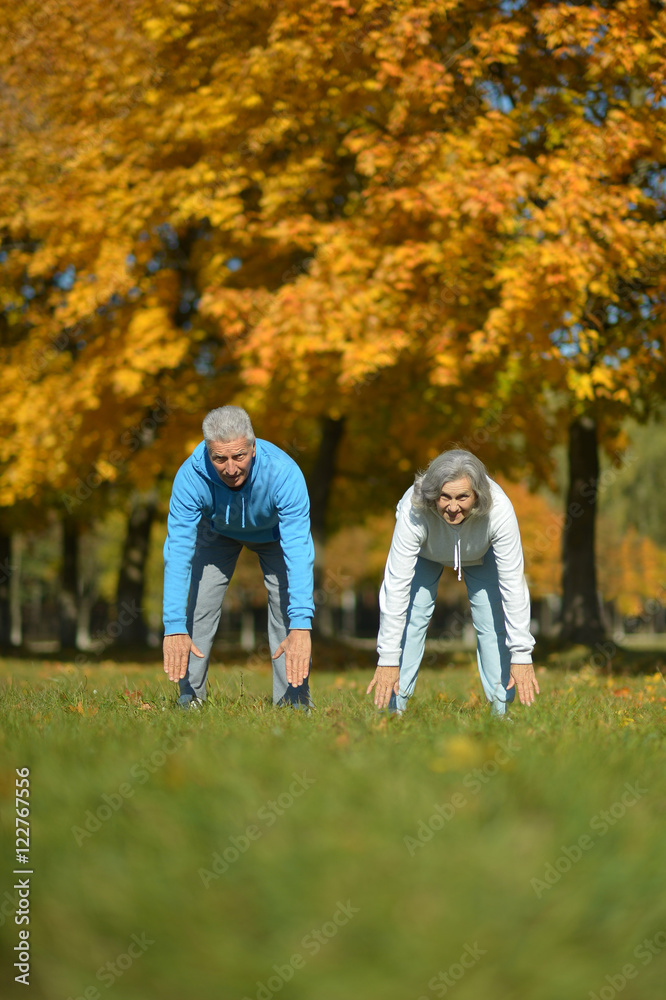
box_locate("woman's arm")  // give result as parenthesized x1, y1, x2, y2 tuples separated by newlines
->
(488, 495, 535, 663)
(376, 499, 427, 666)
(371, 497, 426, 708)
(489, 491, 539, 704)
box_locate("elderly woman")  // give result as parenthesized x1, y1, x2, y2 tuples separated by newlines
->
(367, 449, 539, 716)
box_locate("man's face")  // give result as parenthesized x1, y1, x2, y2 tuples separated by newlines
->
(207, 437, 256, 488)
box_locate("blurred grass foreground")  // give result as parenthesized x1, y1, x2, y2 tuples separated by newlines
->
(0, 649, 665, 1000)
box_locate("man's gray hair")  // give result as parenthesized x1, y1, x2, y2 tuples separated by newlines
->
(412, 449, 492, 517)
(202, 406, 255, 445)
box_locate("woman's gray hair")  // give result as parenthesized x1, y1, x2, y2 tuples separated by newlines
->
(412, 449, 492, 517)
(202, 406, 255, 445)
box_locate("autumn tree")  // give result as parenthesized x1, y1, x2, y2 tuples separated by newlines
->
(459, 1, 666, 642)
(0, 0, 544, 615)
(1, 0, 665, 648)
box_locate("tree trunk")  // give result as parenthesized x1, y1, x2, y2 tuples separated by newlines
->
(308, 416, 346, 551)
(114, 493, 157, 646)
(306, 416, 346, 632)
(9, 533, 23, 647)
(0, 531, 10, 645)
(60, 515, 79, 649)
(308, 417, 345, 591)
(560, 416, 605, 645)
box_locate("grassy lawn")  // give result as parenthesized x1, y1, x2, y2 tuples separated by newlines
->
(0, 644, 665, 1000)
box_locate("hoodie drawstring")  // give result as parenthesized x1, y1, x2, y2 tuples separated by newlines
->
(223, 497, 245, 527)
(453, 534, 462, 581)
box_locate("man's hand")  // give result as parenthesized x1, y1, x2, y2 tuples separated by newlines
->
(163, 633, 204, 683)
(507, 662, 540, 706)
(366, 666, 400, 709)
(273, 629, 311, 687)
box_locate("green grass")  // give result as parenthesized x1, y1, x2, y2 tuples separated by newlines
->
(1, 646, 665, 1000)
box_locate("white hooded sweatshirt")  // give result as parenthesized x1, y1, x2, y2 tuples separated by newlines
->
(377, 479, 535, 666)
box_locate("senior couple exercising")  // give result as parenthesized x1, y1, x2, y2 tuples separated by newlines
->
(162, 407, 539, 715)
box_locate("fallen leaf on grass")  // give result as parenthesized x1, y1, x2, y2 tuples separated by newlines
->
(123, 688, 153, 710)
(55, 664, 77, 675)
(67, 700, 99, 716)
(334, 677, 357, 690)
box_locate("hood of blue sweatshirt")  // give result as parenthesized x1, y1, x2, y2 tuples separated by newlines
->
(193, 439, 267, 534)
(162, 439, 315, 634)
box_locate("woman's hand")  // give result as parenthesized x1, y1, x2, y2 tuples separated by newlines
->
(507, 663, 540, 706)
(367, 666, 400, 709)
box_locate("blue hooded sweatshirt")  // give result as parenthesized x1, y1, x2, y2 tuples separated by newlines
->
(163, 439, 315, 635)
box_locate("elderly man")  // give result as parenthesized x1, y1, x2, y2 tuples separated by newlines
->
(162, 406, 314, 708)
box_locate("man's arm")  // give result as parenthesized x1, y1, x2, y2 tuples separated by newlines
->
(272, 465, 315, 682)
(162, 463, 207, 681)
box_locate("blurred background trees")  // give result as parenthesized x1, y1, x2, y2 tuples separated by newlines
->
(0, 0, 665, 651)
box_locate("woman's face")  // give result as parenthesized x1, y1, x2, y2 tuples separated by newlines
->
(436, 477, 477, 525)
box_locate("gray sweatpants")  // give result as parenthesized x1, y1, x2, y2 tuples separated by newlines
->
(179, 519, 310, 705)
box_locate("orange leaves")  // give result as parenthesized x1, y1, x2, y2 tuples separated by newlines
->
(378, 60, 404, 79)
(535, 3, 605, 53)
(598, 527, 666, 617)
(567, 371, 595, 403)
(494, 476, 562, 599)
(67, 700, 99, 717)
(118, 307, 189, 383)
(472, 21, 529, 65)
(0, 0, 664, 528)
(123, 688, 153, 710)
